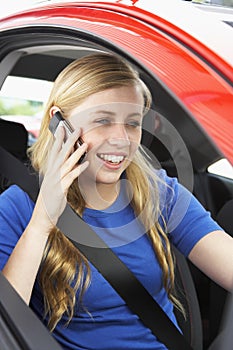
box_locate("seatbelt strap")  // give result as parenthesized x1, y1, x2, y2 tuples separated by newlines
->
(58, 205, 193, 350)
(0, 146, 193, 350)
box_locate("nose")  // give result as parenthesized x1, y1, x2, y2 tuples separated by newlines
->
(108, 122, 130, 147)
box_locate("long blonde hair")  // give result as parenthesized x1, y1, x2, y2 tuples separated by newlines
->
(30, 52, 181, 331)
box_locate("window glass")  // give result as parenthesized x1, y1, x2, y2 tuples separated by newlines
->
(0, 76, 53, 145)
(208, 158, 233, 179)
(192, 0, 233, 7)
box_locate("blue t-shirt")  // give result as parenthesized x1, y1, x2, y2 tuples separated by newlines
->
(0, 170, 222, 350)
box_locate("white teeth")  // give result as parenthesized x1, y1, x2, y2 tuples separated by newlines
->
(99, 154, 124, 164)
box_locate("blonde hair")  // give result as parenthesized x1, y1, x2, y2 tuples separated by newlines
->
(29, 53, 181, 331)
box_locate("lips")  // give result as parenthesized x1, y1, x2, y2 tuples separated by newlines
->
(97, 153, 126, 165)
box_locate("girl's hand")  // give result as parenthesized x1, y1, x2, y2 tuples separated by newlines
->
(31, 124, 89, 232)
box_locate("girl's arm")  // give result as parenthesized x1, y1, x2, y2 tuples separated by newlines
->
(188, 230, 233, 291)
(1, 126, 88, 304)
(2, 197, 50, 304)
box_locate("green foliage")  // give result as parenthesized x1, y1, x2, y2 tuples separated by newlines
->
(0, 98, 43, 116)
(0, 100, 7, 115)
(223, 0, 233, 6)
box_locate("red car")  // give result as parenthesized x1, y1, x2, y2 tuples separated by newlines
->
(0, 1, 232, 349)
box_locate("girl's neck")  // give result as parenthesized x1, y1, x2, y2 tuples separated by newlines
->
(79, 179, 120, 210)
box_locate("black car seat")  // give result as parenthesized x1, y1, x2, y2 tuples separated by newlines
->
(0, 118, 29, 193)
(208, 199, 233, 344)
(173, 247, 203, 350)
(216, 199, 233, 238)
(208, 291, 233, 350)
(0, 118, 28, 161)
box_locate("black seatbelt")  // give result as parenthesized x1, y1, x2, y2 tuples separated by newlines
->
(0, 145, 193, 350)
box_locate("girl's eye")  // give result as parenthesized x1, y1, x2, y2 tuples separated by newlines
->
(95, 118, 111, 125)
(126, 120, 141, 128)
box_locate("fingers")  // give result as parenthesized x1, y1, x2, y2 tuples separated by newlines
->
(37, 126, 89, 225)
(49, 125, 84, 164)
(49, 125, 89, 183)
(49, 123, 65, 156)
(62, 160, 89, 191)
(63, 143, 87, 172)
(60, 127, 84, 159)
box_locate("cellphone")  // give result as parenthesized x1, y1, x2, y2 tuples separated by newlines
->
(49, 111, 86, 164)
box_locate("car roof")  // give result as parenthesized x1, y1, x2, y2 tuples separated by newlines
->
(2, 0, 232, 66)
(135, 0, 233, 67)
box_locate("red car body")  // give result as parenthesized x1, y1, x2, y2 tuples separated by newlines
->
(0, 0, 233, 164)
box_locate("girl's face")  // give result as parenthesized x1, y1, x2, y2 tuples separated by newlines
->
(68, 85, 144, 187)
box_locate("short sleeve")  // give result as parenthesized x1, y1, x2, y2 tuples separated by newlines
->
(158, 171, 223, 257)
(0, 185, 34, 270)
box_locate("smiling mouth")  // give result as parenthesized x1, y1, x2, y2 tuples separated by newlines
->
(97, 153, 125, 164)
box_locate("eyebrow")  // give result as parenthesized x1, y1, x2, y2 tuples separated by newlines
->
(90, 110, 115, 116)
(90, 110, 143, 118)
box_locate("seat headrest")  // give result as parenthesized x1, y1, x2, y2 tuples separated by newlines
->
(0, 118, 28, 162)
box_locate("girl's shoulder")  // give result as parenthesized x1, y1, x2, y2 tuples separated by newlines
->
(154, 168, 179, 204)
(0, 183, 34, 203)
(0, 184, 35, 223)
(0, 185, 35, 269)
(155, 168, 178, 187)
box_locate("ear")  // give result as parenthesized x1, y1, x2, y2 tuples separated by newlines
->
(49, 106, 61, 119)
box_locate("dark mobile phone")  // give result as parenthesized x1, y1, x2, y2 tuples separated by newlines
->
(49, 111, 86, 164)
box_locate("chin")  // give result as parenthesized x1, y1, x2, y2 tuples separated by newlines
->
(95, 171, 122, 186)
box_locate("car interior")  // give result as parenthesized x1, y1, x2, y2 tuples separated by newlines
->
(0, 272, 63, 350)
(0, 26, 232, 349)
